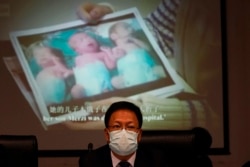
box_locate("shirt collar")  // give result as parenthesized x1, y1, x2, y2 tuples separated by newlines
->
(111, 150, 136, 167)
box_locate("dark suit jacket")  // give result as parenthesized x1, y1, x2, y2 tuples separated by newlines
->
(79, 144, 169, 167)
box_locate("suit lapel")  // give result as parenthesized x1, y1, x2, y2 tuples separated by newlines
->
(100, 145, 113, 167)
(134, 149, 152, 167)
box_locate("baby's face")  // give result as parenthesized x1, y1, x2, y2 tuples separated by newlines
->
(33, 47, 59, 68)
(114, 23, 133, 38)
(69, 33, 99, 54)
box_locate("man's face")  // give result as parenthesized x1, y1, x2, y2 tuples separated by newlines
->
(104, 109, 142, 143)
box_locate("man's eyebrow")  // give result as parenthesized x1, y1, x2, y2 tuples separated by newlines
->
(113, 120, 135, 124)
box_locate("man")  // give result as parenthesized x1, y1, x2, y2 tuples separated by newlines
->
(79, 101, 166, 167)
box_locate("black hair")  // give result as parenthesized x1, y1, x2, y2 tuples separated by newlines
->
(104, 101, 143, 128)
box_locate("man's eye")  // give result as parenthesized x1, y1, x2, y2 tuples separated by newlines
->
(112, 125, 121, 129)
(127, 126, 135, 130)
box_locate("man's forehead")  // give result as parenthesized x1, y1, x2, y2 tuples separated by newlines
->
(109, 110, 138, 122)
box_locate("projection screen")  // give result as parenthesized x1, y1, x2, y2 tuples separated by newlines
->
(0, 0, 229, 155)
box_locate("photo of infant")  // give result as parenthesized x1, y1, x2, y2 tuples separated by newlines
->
(10, 8, 182, 126)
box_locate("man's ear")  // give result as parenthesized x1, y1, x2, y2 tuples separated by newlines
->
(104, 128, 110, 143)
(137, 129, 142, 142)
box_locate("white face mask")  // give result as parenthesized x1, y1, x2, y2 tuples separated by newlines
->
(108, 129, 138, 156)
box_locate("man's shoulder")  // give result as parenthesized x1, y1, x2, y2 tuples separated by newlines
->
(136, 146, 169, 167)
(79, 144, 111, 167)
(92, 144, 110, 154)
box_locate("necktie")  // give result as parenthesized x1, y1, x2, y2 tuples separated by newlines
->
(118, 161, 131, 167)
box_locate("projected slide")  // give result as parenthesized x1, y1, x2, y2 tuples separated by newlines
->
(2, 0, 227, 151)
(8, 8, 185, 128)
